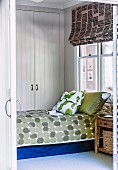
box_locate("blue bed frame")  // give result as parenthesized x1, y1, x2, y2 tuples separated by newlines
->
(17, 140, 94, 160)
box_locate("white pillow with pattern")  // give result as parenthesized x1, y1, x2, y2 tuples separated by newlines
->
(56, 99, 77, 115)
(53, 91, 85, 115)
(61, 91, 76, 101)
(61, 91, 84, 105)
(68, 91, 84, 104)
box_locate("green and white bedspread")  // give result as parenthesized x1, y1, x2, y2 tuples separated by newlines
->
(17, 110, 96, 147)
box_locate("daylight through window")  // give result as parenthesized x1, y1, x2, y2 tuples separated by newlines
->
(77, 42, 113, 94)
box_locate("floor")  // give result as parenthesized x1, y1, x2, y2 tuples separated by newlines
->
(17, 151, 113, 170)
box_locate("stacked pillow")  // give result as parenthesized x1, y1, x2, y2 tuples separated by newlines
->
(52, 91, 111, 116)
(53, 90, 84, 115)
(79, 92, 111, 115)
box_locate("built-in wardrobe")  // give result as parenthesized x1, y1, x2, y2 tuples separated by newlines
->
(16, 6, 64, 111)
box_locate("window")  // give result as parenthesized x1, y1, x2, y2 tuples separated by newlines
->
(80, 58, 97, 91)
(102, 41, 113, 55)
(78, 42, 113, 93)
(80, 44, 97, 56)
(101, 56, 113, 93)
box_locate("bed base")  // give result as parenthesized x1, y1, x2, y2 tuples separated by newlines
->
(17, 140, 94, 160)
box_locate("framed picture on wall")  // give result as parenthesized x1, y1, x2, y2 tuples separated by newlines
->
(87, 59, 93, 70)
(88, 71, 93, 81)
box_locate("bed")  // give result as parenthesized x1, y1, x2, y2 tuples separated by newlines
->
(17, 102, 111, 160)
(17, 90, 112, 160)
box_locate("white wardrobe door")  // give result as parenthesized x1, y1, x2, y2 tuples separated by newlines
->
(16, 10, 35, 111)
(34, 12, 60, 110)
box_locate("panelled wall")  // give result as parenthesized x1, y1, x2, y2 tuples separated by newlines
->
(16, 10, 34, 111)
(16, 6, 64, 111)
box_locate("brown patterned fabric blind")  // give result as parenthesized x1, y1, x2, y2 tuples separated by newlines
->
(69, 3, 113, 46)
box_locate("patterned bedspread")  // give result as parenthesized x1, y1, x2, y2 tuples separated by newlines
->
(17, 110, 96, 147)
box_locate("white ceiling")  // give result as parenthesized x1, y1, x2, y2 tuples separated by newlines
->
(16, 0, 83, 9)
(40, 0, 72, 4)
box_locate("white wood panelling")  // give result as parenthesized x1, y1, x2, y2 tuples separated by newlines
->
(21, 11, 27, 110)
(34, 12, 45, 110)
(16, 10, 22, 110)
(16, 10, 35, 111)
(16, 8, 64, 111)
(25, 10, 35, 110)
(34, 11, 60, 110)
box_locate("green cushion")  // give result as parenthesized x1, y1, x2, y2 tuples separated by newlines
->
(79, 92, 106, 115)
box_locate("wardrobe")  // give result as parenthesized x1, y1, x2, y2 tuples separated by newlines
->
(16, 6, 64, 111)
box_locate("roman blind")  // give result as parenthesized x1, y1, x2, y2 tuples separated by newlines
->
(69, 3, 113, 46)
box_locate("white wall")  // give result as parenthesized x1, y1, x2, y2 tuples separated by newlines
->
(64, 2, 87, 92)
(64, 7, 75, 91)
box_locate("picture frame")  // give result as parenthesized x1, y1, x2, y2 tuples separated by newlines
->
(87, 59, 93, 70)
(88, 71, 93, 81)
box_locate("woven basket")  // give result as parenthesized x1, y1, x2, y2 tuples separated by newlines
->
(103, 130, 113, 153)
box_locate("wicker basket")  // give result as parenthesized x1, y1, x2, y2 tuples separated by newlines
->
(103, 130, 113, 153)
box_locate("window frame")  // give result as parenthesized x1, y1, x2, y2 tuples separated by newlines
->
(77, 42, 113, 92)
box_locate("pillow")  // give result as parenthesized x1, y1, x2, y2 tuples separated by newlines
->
(79, 92, 109, 115)
(102, 93, 111, 101)
(52, 91, 76, 111)
(56, 99, 77, 115)
(61, 90, 84, 103)
(55, 91, 84, 115)
(60, 90, 76, 101)
(53, 91, 84, 115)
(52, 104, 57, 111)
(67, 91, 84, 105)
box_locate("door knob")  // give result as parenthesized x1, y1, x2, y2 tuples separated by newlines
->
(31, 84, 33, 91)
(5, 99, 11, 118)
(5, 99, 22, 117)
(36, 84, 38, 91)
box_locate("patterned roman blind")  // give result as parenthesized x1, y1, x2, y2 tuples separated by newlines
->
(69, 3, 113, 46)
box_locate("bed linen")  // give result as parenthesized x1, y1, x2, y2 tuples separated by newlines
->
(17, 110, 95, 147)
(17, 103, 111, 147)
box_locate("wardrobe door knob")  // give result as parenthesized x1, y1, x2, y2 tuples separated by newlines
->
(31, 84, 33, 91)
(36, 84, 38, 91)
